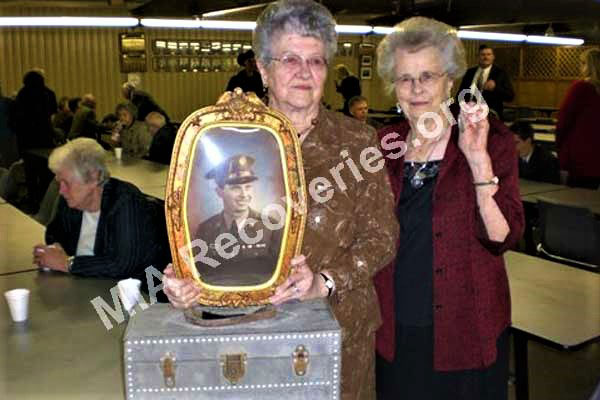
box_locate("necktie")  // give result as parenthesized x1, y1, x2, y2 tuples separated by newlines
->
(477, 70, 485, 91)
(230, 220, 240, 240)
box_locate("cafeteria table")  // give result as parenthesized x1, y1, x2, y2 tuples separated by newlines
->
(1, 271, 127, 399)
(533, 132, 555, 143)
(23, 148, 169, 195)
(140, 185, 166, 200)
(519, 179, 567, 197)
(0, 204, 45, 275)
(505, 251, 600, 400)
(522, 187, 600, 215)
(530, 123, 555, 133)
(107, 155, 169, 189)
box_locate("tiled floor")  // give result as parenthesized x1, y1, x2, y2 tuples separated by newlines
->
(509, 340, 600, 400)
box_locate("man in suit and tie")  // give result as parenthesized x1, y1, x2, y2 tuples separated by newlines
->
(511, 121, 560, 184)
(193, 154, 283, 286)
(458, 44, 515, 120)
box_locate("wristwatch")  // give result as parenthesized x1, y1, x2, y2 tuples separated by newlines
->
(66, 256, 75, 272)
(473, 176, 499, 186)
(320, 272, 334, 297)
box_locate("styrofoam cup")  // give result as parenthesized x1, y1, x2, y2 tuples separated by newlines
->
(4, 289, 30, 322)
(118, 278, 141, 312)
(114, 147, 123, 160)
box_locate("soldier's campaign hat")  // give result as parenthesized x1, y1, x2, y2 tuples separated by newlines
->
(206, 154, 259, 187)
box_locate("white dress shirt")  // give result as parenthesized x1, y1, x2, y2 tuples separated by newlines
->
(76, 210, 101, 256)
(470, 65, 492, 92)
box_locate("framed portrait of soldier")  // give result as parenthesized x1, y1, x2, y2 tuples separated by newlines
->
(165, 88, 306, 307)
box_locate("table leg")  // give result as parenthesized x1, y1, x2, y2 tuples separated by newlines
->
(513, 329, 529, 400)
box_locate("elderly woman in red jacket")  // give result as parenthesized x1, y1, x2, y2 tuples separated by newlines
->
(373, 17, 524, 400)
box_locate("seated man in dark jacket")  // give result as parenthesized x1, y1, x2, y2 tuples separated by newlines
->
(33, 138, 169, 279)
(511, 121, 560, 184)
(122, 82, 170, 123)
(145, 111, 176, 165)
(68, 94, 104, 141)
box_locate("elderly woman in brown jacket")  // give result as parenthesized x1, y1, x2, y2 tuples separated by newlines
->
(162, 1, 399, 399)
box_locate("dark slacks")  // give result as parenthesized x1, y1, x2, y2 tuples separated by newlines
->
(376, 325, 509, 400)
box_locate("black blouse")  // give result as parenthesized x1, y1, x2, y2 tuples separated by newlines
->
(394, 160, 441, 326)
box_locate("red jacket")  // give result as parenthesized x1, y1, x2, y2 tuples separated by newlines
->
(556, 80, 600, 179)
(374, 116, 524, 371)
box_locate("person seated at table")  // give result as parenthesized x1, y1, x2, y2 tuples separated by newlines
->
(334, 64, 361, 116)
(348, 95, 383, 130)
(33, 138, 169, 279)
(69, 94, 104, 141)
(144, 111, 176, 165)
(121, 82, 170, 123)
(52, 96, 73, 139)
(68, 97, 81, 114)
(511, 121, 560, 184)
(112, 102, 152, 158)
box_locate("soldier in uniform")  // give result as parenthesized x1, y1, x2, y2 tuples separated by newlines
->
(193, 154, 283, 286)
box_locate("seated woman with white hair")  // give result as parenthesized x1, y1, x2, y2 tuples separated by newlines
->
(33, 138, 168, 279)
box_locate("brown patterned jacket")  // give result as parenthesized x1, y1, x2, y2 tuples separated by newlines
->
(300, 106, 399, 400)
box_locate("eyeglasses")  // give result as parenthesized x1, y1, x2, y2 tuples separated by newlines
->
(394, 71, 446, 90)
(268, 53, 328, 72)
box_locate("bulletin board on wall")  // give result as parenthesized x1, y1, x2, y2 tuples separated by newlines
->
(119, 32, 147, 73)
(151, 39, 253, 73)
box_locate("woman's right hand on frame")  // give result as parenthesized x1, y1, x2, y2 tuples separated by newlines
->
(162, 264, 201, 309)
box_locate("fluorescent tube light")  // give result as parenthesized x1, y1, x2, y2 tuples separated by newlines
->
(0, 17, 138, 27)
(140, 19, 201, 28)
(526, 35, 584, 45)
(198, 20, 256, 30)
(457, 30, 526, 42)
(202, 3, 270, 18)
(373, 26, 395, 35)
(335, 25, 373, 34)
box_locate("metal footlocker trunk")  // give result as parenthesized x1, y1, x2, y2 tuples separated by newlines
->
(123, 299, 341, 400)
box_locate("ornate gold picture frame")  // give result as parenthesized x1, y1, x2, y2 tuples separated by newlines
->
(165, 89, 306, 307)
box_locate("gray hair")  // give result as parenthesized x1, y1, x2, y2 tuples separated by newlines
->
(335, 64, 352, 78)
(377, 17, 467, 94)
(253, 0, 337, 65)
(348, 95, 367, 108)
(49, 138, 110, 185)
(145, 111, 166, 128)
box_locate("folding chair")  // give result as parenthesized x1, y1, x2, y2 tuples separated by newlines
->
(34, 179, 60, 226)
(536, 199, 600, 271)
(589, 379, 600, 400)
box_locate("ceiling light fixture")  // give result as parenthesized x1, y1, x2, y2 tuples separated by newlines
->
(335, 25, 373, 34)
(202, 3, 270, 18)
(372, 26, 395, 35)
(199, 20, 256, 30)
(0, 18, 585, 45)
(457, 30, 527, 42)
(0, 17, 138, 27)
(526, 35, 584, 45)
(140, 19, 201, 28)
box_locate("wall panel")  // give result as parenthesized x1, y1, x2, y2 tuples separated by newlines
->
(0, 24, 396, 121)
(1, 14, 594, 122)
(1, 26, 123, 119)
